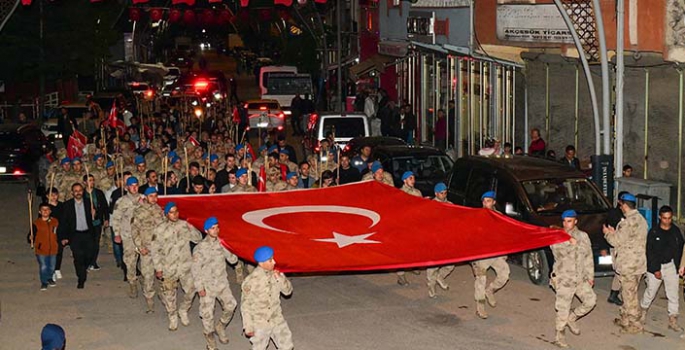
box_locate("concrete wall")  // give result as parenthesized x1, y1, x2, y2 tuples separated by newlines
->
(517, 54, 682, 211)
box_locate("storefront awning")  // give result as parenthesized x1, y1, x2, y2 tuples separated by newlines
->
(349, 54, 395, 78)
(442, 44, 524, 68)
(410, 41, 449, 54)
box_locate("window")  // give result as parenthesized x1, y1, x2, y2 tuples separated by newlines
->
(391, 155, 453, 182)
(465, 168, 495, 206)
(266, 76, 313, 95)
(496, 177, 522, 215)
(522, 178, 609, 215)
(248, 103, 280, 110)
(449, 164, 469, 194)
(323, 118, 365, 138)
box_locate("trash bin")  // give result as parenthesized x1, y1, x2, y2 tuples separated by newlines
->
(636, 194, 659, 230)
(616, 177, 672, 207)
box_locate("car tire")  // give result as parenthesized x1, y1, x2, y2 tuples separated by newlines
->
(524, 249, 550, 286)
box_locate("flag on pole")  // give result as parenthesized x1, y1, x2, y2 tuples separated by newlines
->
(188, 136, 201, 147)
(257, 166, 266, 192)
(67, 130, 88, 160)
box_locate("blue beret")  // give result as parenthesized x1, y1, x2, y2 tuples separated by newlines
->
(401, 171, 414, 181)
(126, 177, 139, 186)
(93, 154, 103, 161)
(203, 217, 218, 231)
(254, 246, 274, 263)
(434, 182, 447, 193)
(164, 202, 176, 215)
(268, 145, 278, 153)
(60, 157, 71, 165)
(280, 149, 290, 155)
(210, 154, 219, 162)
(371, 161, 383, 174)
(134, 155, 145, 165)
(41, 323, 65, 350)
(171, 155, 181, 164)
(258, 145, 268, 152)
(235, 144, 245, 151)
(620, 193, 637, 202)
(143, 187, 157, 196)
(561, 210, 577, 219)
(71, 157, 81, 164)
(481, 191, 496, 200)
(236, 168, 248, 177)
(106, 161, 115, 168)
(168, 150, 177, 159)
(286, 171, 298, 179)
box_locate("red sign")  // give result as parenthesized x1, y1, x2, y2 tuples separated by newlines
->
(158, 181, 569, 273)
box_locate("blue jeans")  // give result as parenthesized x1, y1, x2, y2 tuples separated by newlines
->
(36, 254, 56, 285)
(111, 228, 123, 266)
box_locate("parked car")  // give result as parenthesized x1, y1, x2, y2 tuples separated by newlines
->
(341, 136, 407, 157)
(304, 113, 370, 154)
(245, 99, 285, 131)
(375, 145, 454, 197)
(446, 155, 614, 285)
(0, 123, 49, 182)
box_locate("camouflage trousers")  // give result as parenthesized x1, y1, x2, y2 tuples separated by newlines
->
(553, 280, 597, 331)
(472, 257, 510, 301)
(102, 226, 113, 253)
(617, 274, 643, 331)
(611, 274, 621, 291)
(122, 239, 155, 299)
(160, 273, 196, 321)
(199, 286, 237, 335)
(426, 265, 455, 287)
(249, 319, 294, 350)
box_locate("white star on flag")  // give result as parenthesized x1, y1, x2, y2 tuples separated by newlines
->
(313, 232, 381, 248)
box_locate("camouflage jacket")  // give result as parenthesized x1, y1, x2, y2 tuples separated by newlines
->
(605, 209, 648, 276)
(434, 197, 452, 204)
(361, 171, 394, 186)
(131, 202, 164, 250)
(110, 193, 143, 240)
(191, 235, 238, 295)
(151, 218, 202, 280)
(550, 227, 594, 284)
(58, 170, 85, 202)
(241, 266, 293, 333)
(266, 180, 287, 192)
(231, 184, 257, 193)
(400, 184, 422, 197)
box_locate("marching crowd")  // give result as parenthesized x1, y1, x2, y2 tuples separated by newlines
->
(26, 103, 685, 350)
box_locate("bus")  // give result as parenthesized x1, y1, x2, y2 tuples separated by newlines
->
(259, 66, 313, 114)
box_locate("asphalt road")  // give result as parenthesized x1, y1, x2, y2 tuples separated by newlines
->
(1, 182, 684, 349)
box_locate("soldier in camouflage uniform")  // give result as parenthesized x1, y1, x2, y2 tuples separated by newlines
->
(284, 172, 299, 191)
(278, 150, 298, 173)
(132, 155, 148, 182)
(58, 158, 85, 202)
(231, 168, 257, 193)
(170, 155, 184, 180)
(152, 202, 202, 331)
(50, 158, 71, 199)
(97, 160, 116, 191)
(550, 210, 596, 348)
(603, 193, 648, 334)
(361, 161, 394, 186)
(131, 187, 165, 313)
(471, 191, 510, 319)
(266, 167, 287, 192)
(426, 183, 455, 298)
(241, 246, 294, 350)
(397, 171, 422, 286)
(110, 177, 143, 298)
(191, 217, 239, 350)
(91, 154, 107, 186)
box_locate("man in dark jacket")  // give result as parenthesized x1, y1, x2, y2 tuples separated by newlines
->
(83, 174, 109, 271)
(57, 183, 94, 288)
(560, 145, 581, 170)
(56, 107, 78, 148)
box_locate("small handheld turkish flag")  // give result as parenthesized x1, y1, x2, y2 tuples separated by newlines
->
(257, 166, 266, 192)
(188, 136, 200, 147)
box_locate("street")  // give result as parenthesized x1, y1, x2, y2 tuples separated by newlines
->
(0, 183, 683, 350)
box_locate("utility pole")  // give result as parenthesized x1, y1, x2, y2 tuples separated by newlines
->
(336, 0, 343, 112)
(38, 0, 45, 120)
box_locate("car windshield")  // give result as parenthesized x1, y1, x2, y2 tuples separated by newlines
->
(323, 118, 365, 138)
(522, 178, 609, 214)
(248, 103, 280, 110)
(0, 132, 23, 149)
(391, 155, 454, 181)
(266, 76, 313, 95)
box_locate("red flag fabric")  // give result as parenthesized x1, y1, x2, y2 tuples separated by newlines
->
(21, 0, 31, 5)
(157, 181, 569, 273)
(172, 0, 195, 5)
(188, 136, 200, 147)
(132, 0, 150, 3)
(66, 130, 88, 160)
(240, 0, 249, 7)
(232, 107, 240, 124)
(257, 166, 266, 192)
(279, 163, 287, 181)
(274, 0, 293, 6)
(245, 142, 257, 160)
(107, 101, 117, 127)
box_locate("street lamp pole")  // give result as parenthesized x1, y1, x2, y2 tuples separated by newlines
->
(336, 0, 343, 112)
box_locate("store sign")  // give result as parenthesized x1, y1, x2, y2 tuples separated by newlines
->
(379, 41, 409, 57)
(496, 4, 573, 44)
(407, 11, 435, 43)
(411, 0, 469, 8)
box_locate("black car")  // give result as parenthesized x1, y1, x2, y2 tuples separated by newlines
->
(446, 155, 613, 285)
(374, 145, 454, 197)
(341, 136, 407, 157)
(0, 123, 49, 182)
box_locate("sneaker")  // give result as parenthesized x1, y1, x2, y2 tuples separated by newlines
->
(91, 264, 101, 271)
(88, 266, 95, 271)
(54, 270, 62, 279)
(48, 280, 57, 287)
(40, 284, 48, 291)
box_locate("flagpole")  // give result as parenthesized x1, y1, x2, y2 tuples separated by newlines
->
(28, 188, 34, 249)
(184, 146, 190, 193)
(163, 151, 168, 196)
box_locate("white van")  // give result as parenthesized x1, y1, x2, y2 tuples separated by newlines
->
(304, 113, 370, 153)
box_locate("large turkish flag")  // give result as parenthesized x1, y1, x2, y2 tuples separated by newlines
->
(158, 181, 569, 273)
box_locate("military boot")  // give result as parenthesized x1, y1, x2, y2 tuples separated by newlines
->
(484, 288, 497, 307)
(607, 290, 623, 306)
(427, 283, 436, 299)
(179, 310, 190, 326)
(397, 274, 409, 286)
(128, 282, 138, 298)
(145, 297, 154, 314)
(553, 330, 569, 348)
(168, 313, 178, 331)
(566, 313, 581, 335)
(436, 278, 450, 291)
(204, 332, 218, 350)
(476, 300, 488, 319)
(669, 315, 683, 332)
(215, 321, 230, 344)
